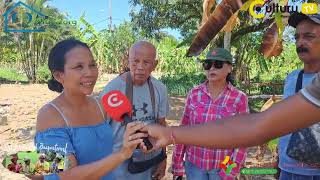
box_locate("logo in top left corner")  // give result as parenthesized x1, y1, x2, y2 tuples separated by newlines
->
(2, 1, 48, 33)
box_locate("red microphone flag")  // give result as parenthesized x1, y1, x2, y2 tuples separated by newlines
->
(101, 90, 132, 122)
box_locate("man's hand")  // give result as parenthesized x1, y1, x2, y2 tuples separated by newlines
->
(121, 121, 147, 159)
(140, 124, 172, 152)
(152, 159, 167, 180)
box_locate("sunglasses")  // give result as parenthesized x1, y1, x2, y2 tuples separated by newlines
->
(202, 60, 225, 70)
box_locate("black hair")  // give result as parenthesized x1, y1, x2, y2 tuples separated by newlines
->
(226, 62, 234, 85)
(226, 73, 234, 85)
(47, 39, 90, 93)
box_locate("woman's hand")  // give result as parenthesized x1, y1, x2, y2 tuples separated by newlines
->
(120, 121, 148, 160)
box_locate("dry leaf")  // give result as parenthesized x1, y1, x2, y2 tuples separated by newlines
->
(260, 23, 283, 58)
(201, 0, 216, 26)
(222, 10, 239, 32)
(187, 0, 248, 57)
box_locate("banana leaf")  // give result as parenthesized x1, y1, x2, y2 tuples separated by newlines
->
(187, 0, 248, 57)
(260, 22, 283, 58)
(201, 0, 216, 26)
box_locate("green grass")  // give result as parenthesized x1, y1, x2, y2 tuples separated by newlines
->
(160, 72, 206, 96)
(268, 138, 279, 151)
(249, 99, 267, 112)
(0, 67, 28, 83)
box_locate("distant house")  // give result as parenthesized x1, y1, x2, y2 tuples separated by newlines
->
(2, 1, 47, 33)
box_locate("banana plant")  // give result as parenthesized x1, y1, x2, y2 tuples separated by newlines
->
(201, 0, 216, 27)
(187, 0, 249, 57)
(78, 13, 99, 46)
(259, 0, 289, 58)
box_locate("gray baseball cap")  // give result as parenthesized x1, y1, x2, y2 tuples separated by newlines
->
(288, 12, 320, 27)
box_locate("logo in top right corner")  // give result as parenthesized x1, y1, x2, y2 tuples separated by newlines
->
(249, 0, 319, 19)
(301, 3, 318, 14)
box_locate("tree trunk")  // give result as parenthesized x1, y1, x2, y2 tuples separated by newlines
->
(29, 33, 36, 83)
(223, 32, 231, 51)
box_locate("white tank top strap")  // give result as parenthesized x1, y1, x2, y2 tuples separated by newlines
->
(48, 102, 71, 128)
(93, 97, 105, 120)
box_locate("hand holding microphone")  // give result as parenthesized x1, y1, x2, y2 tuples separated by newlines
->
(121, 121, 147, 159)
(102, 90, 154, 150)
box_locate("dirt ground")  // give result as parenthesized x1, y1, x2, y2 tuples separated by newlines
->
(0, 75, 278, 180)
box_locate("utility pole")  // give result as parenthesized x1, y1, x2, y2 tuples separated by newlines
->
(108, 0, 112, 31)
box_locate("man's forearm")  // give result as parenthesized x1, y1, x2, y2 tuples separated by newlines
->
(159, 118, 167, 153)
(172, 113, 262, 148)
(171, 94, 320, 148)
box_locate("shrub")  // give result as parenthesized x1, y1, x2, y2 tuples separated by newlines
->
(36, 65, 51, 83)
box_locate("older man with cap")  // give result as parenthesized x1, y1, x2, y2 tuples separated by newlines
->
(100, 41, 169, 180)
(277, 12, 320, 180)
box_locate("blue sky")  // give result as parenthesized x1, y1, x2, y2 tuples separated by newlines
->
(48, 0, 130, 30)
(47, 0, 181, 39)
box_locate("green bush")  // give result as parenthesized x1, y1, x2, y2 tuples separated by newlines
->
(36, 65, 51, 83)
(248, 99, 266, 112)
(0, 67, 28, 82)
(160, 72, 206, 96)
